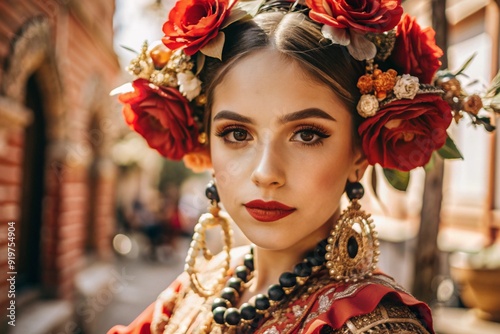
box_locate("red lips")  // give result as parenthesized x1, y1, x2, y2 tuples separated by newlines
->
(244, 200, 296, 222)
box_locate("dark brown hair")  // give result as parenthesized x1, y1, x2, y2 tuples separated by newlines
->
(200, 9, 366, 144)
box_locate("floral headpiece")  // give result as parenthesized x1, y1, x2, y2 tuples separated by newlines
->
(112, 0, 499, 189)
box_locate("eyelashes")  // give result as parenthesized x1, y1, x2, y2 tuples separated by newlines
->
(291, 125, 331, 146)
(214, 123, 331, 146)
(215, 125, 252, 144)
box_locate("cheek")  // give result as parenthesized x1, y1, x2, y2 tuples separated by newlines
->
(292, 149, 352, 196)
(210, 140, 244, 192)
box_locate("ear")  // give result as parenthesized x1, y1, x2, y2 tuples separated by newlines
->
(348, 147, 369, 183)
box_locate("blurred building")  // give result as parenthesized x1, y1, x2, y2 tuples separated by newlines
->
(0, 0, 120, 332)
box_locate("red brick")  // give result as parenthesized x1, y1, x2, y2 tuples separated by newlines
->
(0, 204, 19, 221)
(6, 128, 24, 147)
(0, 185, 20, 204)
(61, 182, 87, 198)
(0, 163, 21, 184)
(60, 196, 87, 213)
(0, 144, 23, 166)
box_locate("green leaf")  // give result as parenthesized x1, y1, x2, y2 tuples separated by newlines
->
(437, 136, 464, 159)
(200, 32, 225, 60)
(424, 153, 436, 172)
(195, 53, 206, 76)
(236, 0, 266, 17)
(475, 117, 496, 132)
(383, 168, 410, 191)
(455, 53, 476, 76)
(486, 71, 500, 97)
(222, 7, 250, 29)
(120, 45, 139, 54)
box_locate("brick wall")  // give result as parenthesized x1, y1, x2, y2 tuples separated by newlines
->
(0, 128, 24, 324)
(0, 0, 120, 330)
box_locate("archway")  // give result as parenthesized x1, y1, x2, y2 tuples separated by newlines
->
(2, 17, 64, 298)
(18, 74, 46, 293)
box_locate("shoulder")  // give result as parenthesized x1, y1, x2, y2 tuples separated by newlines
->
(319, 297, 432, 333)
(298, 273, 434, 333)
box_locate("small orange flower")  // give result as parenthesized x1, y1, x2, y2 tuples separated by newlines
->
(439, 77, 462, 98)
(387, 69, 398, 78)
(374, 71, 396, 100)
(149, 43, 172, 69)
(183, 148, 212, 173)
(462, 94, 483, 115)
(357, 74, 374, 94)
(373, 69, 382, 77)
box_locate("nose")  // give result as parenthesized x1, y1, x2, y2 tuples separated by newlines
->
(250, 144, 285, 189)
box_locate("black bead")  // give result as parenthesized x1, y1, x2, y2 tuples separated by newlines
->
(227, 277, 242, 292)
(220, 287, 238, 306)
(293, 262, 312, 277)
(268, 284, 285, 301)
(224, 307, 241, 326)
(314, 243, 327, 258)
(279, 272, 297, 288)
(254, 294, 270, 310)
(235, 265, 250, 281)
(213, 306, 227, 324)
(212, 297, 229, 311)
(347, 236, 359, 259)
(306, 255, 323, 267)
(240, 303, 257, 320)
(243, 253, 254, 271)
(345, 182, 364, 201)
(205, 182, 220, 203)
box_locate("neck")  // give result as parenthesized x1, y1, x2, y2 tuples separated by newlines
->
(241, 212, 338, 300)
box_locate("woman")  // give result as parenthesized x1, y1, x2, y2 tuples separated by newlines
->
(109, 0, 475, 332)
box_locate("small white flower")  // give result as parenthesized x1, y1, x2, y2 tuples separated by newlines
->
(137, 60, 153, 79)
(263, 326, 280, 334)
(393, 74, 419, 100)
(321, 25, 350, 46)
(177, 71, 202, 101)
(292, 305, 304, 317)
(357, 94, 379, 118)
(320, 26, 376, 61)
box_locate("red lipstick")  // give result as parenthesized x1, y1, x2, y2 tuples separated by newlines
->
(244, 200, 296, 222)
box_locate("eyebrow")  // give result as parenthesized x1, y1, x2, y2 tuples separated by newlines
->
(213, 110, 254, 123)
(279, 108, 336, 123)
(212, 108, 337, 124)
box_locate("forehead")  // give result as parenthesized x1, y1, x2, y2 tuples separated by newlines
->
(211, 49, 350, 120)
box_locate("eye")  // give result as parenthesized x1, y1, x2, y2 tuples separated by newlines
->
(297, 131, 315, 142)
(232, 129, 249, 141)
(291, 126, 330, 146)
(215, 126, 253, 144)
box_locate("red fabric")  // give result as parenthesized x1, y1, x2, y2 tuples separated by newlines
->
(107, 273, 433, 334)
(107, 279, 183, 334)
(302, 281, 434, 333)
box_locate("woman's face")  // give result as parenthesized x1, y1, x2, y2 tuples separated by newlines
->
(210, 50, 366, 251)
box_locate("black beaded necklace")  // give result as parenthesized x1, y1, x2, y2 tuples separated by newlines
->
(211, 239, 328, 328)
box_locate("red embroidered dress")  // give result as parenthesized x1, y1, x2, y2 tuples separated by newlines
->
(108, 248, 433, 334)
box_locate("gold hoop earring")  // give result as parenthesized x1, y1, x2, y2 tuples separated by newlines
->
(325, 182, 380, 282)
(185, 181, 233, 298)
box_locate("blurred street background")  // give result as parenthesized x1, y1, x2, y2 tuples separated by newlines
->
(0, 0, 500, 333)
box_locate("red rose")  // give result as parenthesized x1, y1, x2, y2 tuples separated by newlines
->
(306, 0, 403, 33)
(389, 14, 443, 84)
(119, 79, 200, 160)
(162, 0, 232, 56)
(358, 94, 452, 171)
